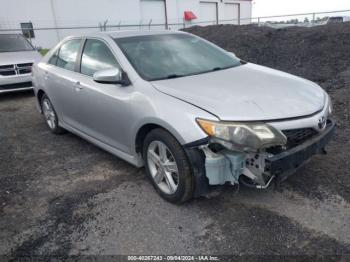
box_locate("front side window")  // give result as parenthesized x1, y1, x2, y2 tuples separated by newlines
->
(0, 34, 34, 52)
(55, 39, 82, 71)
(80, 39, 120, 77)
(114, 34, 242, 81)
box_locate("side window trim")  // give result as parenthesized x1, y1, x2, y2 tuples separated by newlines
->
(48, 45, 60, 66)
(75, 37, 86, 73)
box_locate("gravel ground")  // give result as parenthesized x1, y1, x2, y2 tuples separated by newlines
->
(1, 23, 350, 259)
(1, 92, 349, 258)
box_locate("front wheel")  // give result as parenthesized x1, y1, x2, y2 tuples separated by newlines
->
(143, 129, 194, 203)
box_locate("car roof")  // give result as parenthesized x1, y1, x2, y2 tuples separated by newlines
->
(61, 30, 189, 45)
(87, 30, 186, 39)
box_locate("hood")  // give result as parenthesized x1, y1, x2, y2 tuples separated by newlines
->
(152, 63, 326, 121)
(0, 50, 42, 65)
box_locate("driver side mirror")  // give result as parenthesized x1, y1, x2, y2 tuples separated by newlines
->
(93, 68, 131, 86)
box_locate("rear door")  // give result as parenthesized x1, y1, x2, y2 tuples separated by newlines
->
(45, 38, 83, 126)
(71, 38, 133, 153)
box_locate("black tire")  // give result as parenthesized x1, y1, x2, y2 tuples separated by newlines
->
(41, 94, 65, 134)
(143, 128, 194, 204)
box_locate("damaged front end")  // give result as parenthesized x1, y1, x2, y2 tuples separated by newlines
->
(185, 118, 336, 197)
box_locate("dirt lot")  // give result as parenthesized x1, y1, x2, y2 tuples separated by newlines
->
(184, 22, 350, 202)
(1, 23, 350, 258)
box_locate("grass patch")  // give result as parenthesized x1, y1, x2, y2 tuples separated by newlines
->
(39, 49, 49, 56)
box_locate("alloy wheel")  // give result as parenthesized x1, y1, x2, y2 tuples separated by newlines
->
(147, 140, 179, 194)
(42, 99, 56, 130)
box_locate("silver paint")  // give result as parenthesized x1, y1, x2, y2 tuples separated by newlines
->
(32, 30, 330, 168)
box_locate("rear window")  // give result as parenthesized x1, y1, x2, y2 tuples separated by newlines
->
(0, 34, 34, 52)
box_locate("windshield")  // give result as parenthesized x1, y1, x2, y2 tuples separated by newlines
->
(0, 34, 34, 52)
(115, 34, 241, 81)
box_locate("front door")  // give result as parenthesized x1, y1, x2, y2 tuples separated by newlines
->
(72, 39, 133, 154)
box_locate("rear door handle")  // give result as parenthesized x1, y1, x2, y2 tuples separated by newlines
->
(74, 81, 83, 91)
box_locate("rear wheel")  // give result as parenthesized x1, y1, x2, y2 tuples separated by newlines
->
(41, 94, 64, 134)
(143, 128, 194, 203)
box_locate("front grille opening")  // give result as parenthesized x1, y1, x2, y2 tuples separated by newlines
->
(0, 63, 33, 76)
(17, 63, 33, 68)
(266, 127, 319, 154)
(0, 71, 16, 76)
(19, 69, 31, 74)
(0, 64, 14, 70)
(0, 82, 32, 90)
(283, 128, 318, 147)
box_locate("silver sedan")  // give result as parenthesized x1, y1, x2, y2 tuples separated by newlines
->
(32, 31, 335, 203)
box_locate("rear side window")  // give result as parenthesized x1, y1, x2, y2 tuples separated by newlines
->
(54, 39, 81, 71)
(80, 39, 120, 77)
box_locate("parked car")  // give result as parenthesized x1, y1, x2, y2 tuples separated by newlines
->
(0, 34, 41, 94)
(326, 16, 350, 23)
(32, 31, 335, 203)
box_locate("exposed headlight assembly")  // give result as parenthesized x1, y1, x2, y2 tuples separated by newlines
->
(196, 118, 287, 152)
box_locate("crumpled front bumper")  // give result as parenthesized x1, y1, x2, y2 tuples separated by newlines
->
(266, 119, 336, 183)
(185, 120, 336, 197)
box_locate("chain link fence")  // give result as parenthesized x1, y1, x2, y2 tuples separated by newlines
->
(0, 9, 349, 49)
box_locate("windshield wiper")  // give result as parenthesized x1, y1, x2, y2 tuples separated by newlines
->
(150, 74, 185, 81)
(166, 74, 184, 79)
(152, 66, 237, 81)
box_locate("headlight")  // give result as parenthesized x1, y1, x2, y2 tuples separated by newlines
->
(196, 118, 287, 152)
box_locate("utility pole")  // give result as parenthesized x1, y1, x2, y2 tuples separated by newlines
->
(50, 0, 60, 42)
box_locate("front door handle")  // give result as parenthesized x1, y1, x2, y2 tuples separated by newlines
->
(74, 81, 83, 91)
(44, 71, 49, 80)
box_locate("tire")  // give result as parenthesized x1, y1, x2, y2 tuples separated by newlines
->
(143, 128, 194, 203)
(41, 94, 65, 134)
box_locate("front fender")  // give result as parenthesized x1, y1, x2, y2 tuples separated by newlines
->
(129, 90, 218, 156)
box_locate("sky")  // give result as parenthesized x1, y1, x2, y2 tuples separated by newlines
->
(252, 0, 350, 18)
